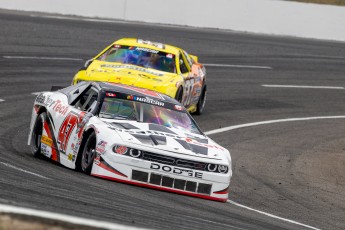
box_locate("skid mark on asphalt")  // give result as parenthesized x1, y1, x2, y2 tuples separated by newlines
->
(262, 84, 344, 90)
(227, 200, 320, 230)
(0, 162, 49, 180)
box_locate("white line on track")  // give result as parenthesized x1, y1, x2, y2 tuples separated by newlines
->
(203, 116, 345, 229)
(204, 63, 272, 69)
(31, 14, 129, 24)
(0, 99, 5, 102)
(0, 204, 150, 230)
(262, 84, 344, 89)
(227, 200, 321, 230)
(3, 56, 83, 61)
(205, 115, 345, 135)
(0, 162, 49, 180)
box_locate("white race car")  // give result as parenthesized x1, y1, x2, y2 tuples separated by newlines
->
(28, 81, 232, 201)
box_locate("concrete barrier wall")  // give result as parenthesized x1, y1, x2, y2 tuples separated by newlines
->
(0, 0, 344, 42)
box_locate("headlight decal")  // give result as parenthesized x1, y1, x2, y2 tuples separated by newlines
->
(112, 145, 229, 174)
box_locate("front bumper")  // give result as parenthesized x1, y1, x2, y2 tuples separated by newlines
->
(91, 153, 231, 202)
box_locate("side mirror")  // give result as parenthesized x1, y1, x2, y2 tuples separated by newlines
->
(79, 59, 93, 71)
(84, 59, 93, 68)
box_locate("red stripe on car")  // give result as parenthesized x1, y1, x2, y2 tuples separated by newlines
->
(92, 174, 227, 202)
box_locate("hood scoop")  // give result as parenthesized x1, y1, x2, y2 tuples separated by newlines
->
(131, 134, 167, 146)
(148, 123, 177, 134)
(111, 122, 139, 130)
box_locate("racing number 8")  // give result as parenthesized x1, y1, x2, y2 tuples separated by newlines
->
(184, 79, 194, 107)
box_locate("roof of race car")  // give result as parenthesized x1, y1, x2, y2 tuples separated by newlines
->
(96, 81, 181, 105)
(114, 38, 181, 55)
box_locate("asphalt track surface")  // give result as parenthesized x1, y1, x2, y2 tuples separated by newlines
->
(0, 9, 345, 230)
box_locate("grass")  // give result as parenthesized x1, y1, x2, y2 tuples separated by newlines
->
(288, 0, 345, 6)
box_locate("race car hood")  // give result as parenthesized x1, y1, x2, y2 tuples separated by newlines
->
(102, 119, 227, 160)
(86, 61, 177, 90)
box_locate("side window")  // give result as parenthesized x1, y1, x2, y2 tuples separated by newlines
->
(179, 54, 189, 74)
(74, 88, 99, 112)
(67, 82, 90, 105)
(183, 50, 194, 67)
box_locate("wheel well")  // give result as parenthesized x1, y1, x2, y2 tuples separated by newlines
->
(75, 128, 95, 171)
(79, 128, 95, 153)
(37, 106, 47, 116)
(203, 84, 207, 93)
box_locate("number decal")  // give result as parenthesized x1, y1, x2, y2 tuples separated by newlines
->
(57, 113, 79, 153)
(183, 78, 195, 107)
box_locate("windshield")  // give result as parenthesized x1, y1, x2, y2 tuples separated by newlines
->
(99, 97, 201, 134)
(98, 45, 176, 73)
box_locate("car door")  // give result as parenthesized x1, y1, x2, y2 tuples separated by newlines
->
(178, 52, 194, 107)
(56, 86, 100, 167)
(180, 50, 205, 107)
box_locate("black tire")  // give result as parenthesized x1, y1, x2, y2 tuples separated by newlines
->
(175, 86, 183, 103)
(31, 112, 46, 158)
(79, 132, 96, 174)
(193, 85, 207, 115)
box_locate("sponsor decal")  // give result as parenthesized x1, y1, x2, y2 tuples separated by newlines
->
(71, 140, 81, 155)
(135, 47, 159, 54)
(150, 163, 203, 179)
(133, 96, 165, 107)
(113, 145, 128, 155)
(35, 94, 56, 107)
(174, 105, 183, 111)
(100, 64, 163, 76)
(184, 137, 224, 151)
(41, 135, 53, 147)
(68, 153, 73, 161)
(52, 100, 69, 116)
(96, 140, 107, 154)
(138, 74, 162, 82)
(137, 39, 165, 49)
(166, 53, 173, 59)
(41, 143, 52, 158)
(106, 92, 116, 97)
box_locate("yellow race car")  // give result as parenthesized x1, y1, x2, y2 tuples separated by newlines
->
(73, 38, 207, 114)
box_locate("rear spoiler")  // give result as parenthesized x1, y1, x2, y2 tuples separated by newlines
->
(189, 54, 198, 63)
